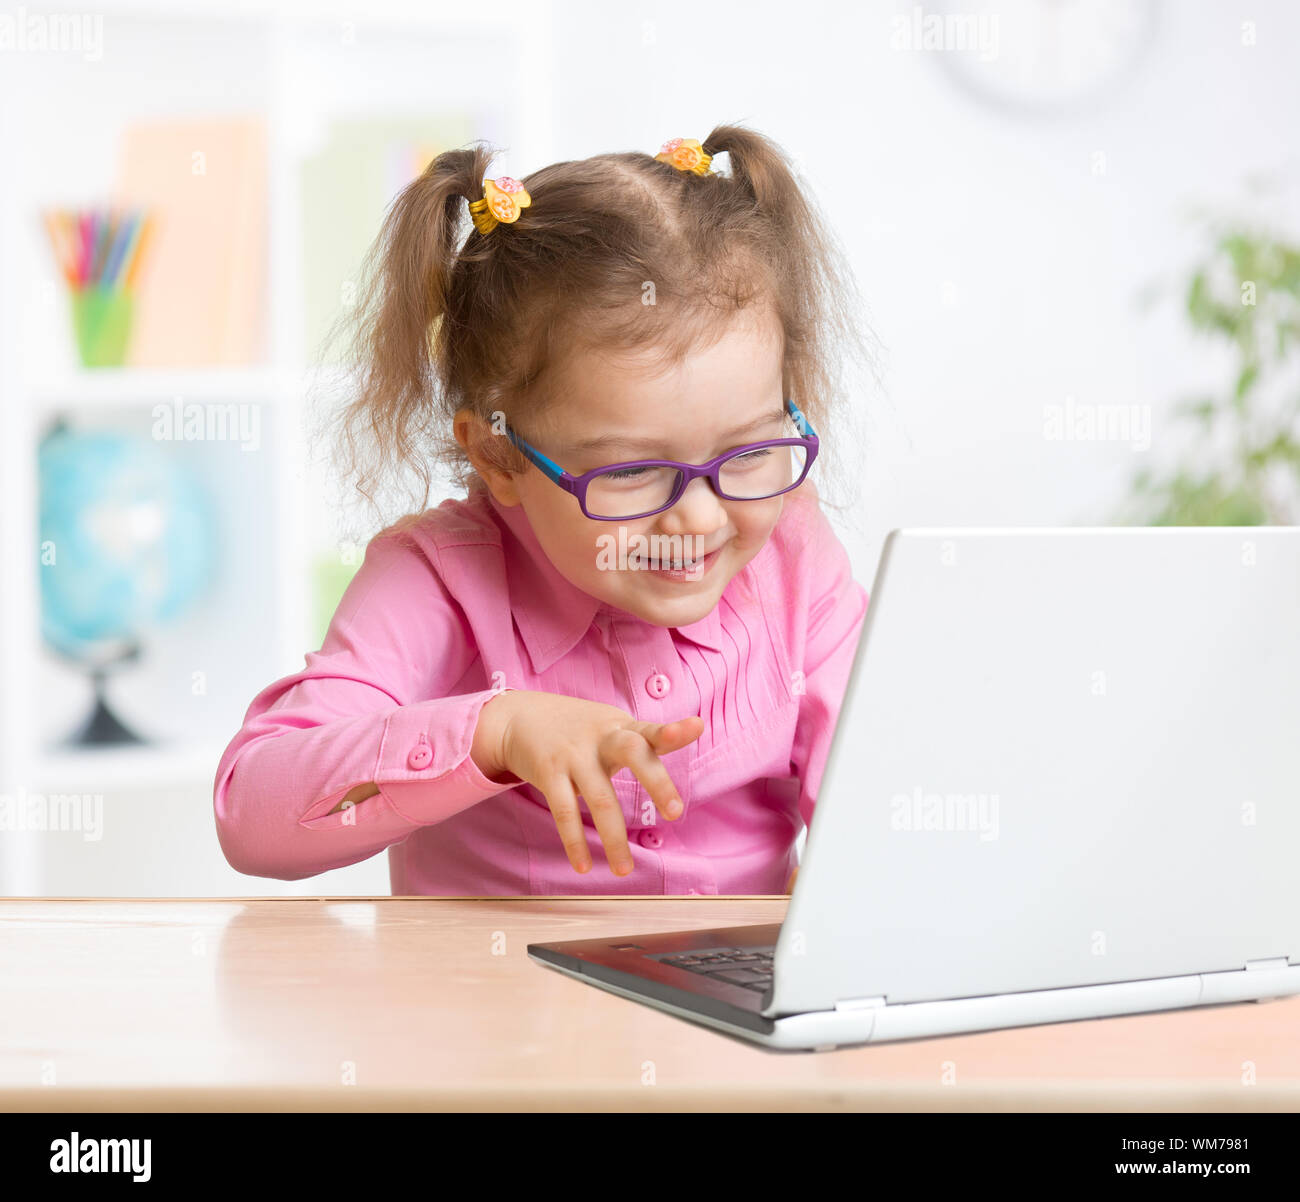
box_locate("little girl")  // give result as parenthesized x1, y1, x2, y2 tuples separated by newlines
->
(213, 124, 875, 896)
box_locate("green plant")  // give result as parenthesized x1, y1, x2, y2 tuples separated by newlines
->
(1120, 211, 1300, 525)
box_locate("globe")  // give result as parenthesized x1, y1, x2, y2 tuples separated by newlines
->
(38, 422, 215, 742)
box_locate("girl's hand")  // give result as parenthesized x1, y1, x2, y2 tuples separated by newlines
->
(472, 689, 704, 877)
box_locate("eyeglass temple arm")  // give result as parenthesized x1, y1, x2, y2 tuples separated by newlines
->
(786, 397, 816, 439)
(504, 429, 576, 489)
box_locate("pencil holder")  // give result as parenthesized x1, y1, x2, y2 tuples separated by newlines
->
(70, 286, 134, 367)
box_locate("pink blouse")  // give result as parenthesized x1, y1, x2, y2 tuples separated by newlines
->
(212, 478, 868, 895)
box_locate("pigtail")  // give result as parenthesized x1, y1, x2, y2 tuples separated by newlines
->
(701, 125, 808, 235)
(313, 142, 496, 538)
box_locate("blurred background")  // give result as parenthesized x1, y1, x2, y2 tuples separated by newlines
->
(0, 0, 1296, 896)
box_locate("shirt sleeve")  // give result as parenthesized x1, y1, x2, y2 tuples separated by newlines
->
(212, 531, 523, 881)
(786, 502, 870, 836)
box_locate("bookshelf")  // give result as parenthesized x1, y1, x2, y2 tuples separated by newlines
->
(0, 0, 554, 894)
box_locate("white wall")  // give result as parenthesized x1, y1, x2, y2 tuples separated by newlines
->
(543, 0, 1300, 574)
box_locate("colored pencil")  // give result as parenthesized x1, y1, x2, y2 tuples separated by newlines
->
(102, 210, 138, 291)
(41, 210, 78, 288)
(79, 211, 93, 285)
(41, 205, 155, 293)
(122, 213, 155, 292)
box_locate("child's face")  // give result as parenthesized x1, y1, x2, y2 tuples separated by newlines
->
(468, 307, 792, 630)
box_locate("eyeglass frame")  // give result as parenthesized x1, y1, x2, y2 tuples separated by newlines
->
(500, 397, 820, 521)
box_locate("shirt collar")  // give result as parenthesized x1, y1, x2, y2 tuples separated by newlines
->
(479, 481, 725, 673)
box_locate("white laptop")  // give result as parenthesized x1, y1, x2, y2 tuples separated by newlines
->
(527, 527, 1300, 1051)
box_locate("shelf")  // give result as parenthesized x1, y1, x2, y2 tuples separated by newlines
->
(28, 364, 363, 423)
(31, 740, 231, 793)
(30, 366, 294, 409)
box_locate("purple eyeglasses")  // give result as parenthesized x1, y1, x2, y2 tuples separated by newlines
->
(502, 397, 819, 521)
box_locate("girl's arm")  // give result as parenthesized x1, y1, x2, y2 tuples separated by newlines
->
(212, 534, 521, 881)
(326, 692, 516, 812)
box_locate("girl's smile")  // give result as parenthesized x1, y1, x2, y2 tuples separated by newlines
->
(640, 540, 726, 582)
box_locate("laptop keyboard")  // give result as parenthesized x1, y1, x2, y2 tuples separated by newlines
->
(651, 945, 776, 993)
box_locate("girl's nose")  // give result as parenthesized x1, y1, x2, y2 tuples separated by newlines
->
(657, 473, 729, 535)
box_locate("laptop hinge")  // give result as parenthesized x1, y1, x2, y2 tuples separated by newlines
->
(834, 995, 887, 1011)
(1245, 957, 1290, 971)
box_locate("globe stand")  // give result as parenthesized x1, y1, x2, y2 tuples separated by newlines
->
(53, 638, 147, 748)
(72, 667, 146, 746)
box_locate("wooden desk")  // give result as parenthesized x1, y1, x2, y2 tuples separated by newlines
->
(1, 898, 1297, 1112)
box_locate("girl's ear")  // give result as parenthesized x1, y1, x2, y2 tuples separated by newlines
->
(454, 408, 525, 505)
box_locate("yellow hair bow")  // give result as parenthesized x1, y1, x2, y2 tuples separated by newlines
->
(655, 137, 712, 175)
(469, 175, 532, 235)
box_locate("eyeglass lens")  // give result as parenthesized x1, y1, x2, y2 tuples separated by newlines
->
(585, 443, 808, 518)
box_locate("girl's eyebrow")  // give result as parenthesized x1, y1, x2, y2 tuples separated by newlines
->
(570, 407, 787, 455)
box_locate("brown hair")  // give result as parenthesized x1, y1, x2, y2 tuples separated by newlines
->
(314, 122, 881, 540)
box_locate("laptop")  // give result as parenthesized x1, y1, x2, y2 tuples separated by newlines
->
(527, 527, 1300, 1051)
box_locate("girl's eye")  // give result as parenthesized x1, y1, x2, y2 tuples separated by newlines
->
(600, 466, 650, 481)
(727, 448, 773, 467)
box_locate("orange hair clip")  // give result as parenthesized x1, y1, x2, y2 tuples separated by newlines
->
(469, 175, 532, 235)
(655, 137, 712, 175)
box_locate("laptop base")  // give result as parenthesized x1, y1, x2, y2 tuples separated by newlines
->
(529, 953, 1300, 1052)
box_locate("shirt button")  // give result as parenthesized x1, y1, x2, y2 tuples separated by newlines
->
(645, 672, 671, 699)
(638, 829, 663, 849)
(407, 735, 433, 770)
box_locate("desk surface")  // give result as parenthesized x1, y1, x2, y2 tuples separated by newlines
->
(2, 897, 1297, 1111)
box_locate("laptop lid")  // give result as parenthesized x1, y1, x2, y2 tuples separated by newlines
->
(765, 527, 1300, 1018)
